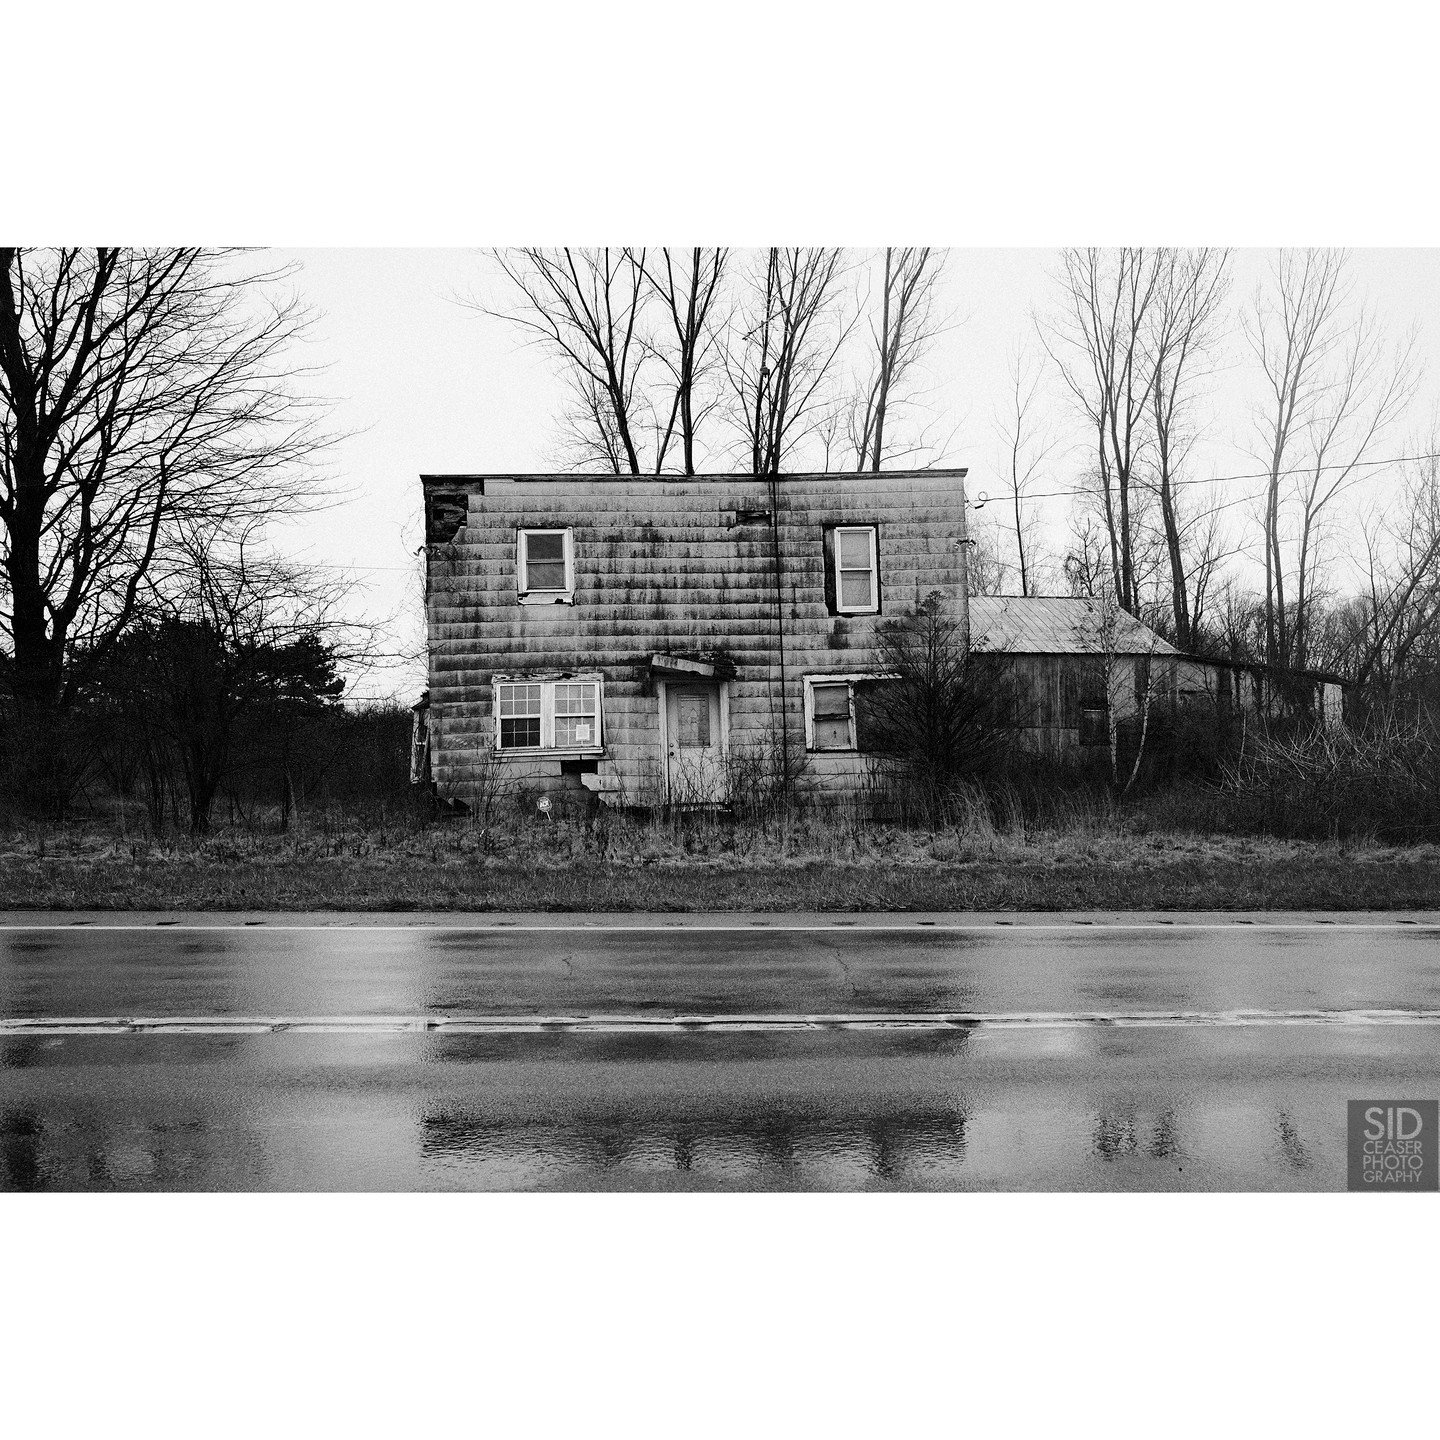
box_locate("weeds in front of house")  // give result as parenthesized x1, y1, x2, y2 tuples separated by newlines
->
(6, 705, 1440, 911)
(0, 757, 1408, 875)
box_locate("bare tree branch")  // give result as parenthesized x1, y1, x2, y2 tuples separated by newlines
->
(0, 247, 333, 714)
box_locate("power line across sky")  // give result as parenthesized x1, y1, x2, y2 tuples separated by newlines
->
(972, 448, 1439, 515)
(313, 448, 1439, 573)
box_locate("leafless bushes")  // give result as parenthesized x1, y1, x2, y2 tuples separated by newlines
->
(1218, 712, 1440, 841)
(859, 591, 1018, 822)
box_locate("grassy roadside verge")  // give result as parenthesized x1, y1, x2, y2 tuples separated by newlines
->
(4, 844, 1440, 911)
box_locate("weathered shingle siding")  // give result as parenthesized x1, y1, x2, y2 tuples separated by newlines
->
(425, 472, 968, 802)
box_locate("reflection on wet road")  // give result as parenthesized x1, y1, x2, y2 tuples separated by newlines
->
(4, 1024, 1435, 1191)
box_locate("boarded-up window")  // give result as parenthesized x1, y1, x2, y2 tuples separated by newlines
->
(1079, 707, 1109, 748)
(811, 683, 853, 750)
(853, 679, 892, 752)
(1062, 657, 1108, 730)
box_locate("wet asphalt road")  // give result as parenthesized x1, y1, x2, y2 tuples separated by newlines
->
(2, 913, 1439, 1191)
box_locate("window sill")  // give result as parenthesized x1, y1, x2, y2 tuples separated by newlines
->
(518, 592, 576, 606)
(493, 746, 605, 760)
(834, 607, 879, 617)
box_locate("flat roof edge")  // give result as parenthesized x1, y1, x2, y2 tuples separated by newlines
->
(420, 468, 968, 485)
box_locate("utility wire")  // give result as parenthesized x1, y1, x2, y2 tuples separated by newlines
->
(290, 448, 1440, 570)
(974, 449, 1440, 510)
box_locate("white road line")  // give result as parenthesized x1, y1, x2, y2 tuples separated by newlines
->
(0, 922, 1437, 934)
(4, 1009, 1440, 1035)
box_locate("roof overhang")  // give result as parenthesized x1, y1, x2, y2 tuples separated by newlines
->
(649, 653, 735, 679)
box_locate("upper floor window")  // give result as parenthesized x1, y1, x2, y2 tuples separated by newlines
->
(825, 525, 879, 615)
(517, 528, 574, 602)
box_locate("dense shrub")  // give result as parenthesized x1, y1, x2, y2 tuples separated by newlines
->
(1, 695, 418, 835)
(1217, 715, 1440, 842)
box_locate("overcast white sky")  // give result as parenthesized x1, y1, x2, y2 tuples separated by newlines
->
(276, 248, 1440, 701)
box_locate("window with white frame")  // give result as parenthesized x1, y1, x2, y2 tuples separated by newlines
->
(832, 526, 879, 614)
(804, 674, 892, 752)
(517, 528, 574, 598)
(809, 681, 854, 750)
(553, 681, 600, 747)
(494, 677, 603, 751)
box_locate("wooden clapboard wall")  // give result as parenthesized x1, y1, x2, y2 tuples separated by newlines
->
(423, 470, 969, 803)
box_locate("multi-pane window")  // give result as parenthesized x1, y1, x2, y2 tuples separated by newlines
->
(518, 528, 572, 595)
(831, 525, 879, 614)
(494, 677, 602, 751)
(553, 681, 600, 748)
(497, 682, 543, 748)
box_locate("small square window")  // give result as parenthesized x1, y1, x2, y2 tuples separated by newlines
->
(519, 529, 573, 595)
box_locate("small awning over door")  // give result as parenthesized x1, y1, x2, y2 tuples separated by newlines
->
(649, 653, 735, 680)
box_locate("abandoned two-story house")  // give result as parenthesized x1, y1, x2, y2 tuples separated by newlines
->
(415, 469, 1213, 809)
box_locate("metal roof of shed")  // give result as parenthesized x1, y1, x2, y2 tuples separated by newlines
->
(969, 595, 1179, 657)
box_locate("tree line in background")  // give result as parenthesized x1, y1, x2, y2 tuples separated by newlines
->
(0, 246, 376, 827)
(486, 246, 1440, 716)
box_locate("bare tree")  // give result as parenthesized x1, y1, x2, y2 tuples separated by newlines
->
(486, 248, 652, 474)
(0, 247, 328, 719)
(1147, 248, 1232, 647)
(1064, 480, 1169, 628)
(1245, 249, 1346, 670)
(1289, 314, 1419, 672)
(1039, 247, 1163, 615)
(1176, 486, 1233, 646)
(1209, 575, 1267, 663)
(849, 248, 947, 472)
(862, 591, 1017, 821)
(639, 249, 729, 475)
(1063, 507, 1110, 600)
(117, 519, 372, 834)
(1087, 583, 1163, 795)
(1241, 249, 1418, 673)
(992, 343, 1058, 596)
(964, 520, 1011, 597)
(1346, 447, 1440, 695)
(726, 248, 854, 476)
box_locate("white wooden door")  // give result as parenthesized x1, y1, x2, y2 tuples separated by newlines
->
(664, 683, 725, 803)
